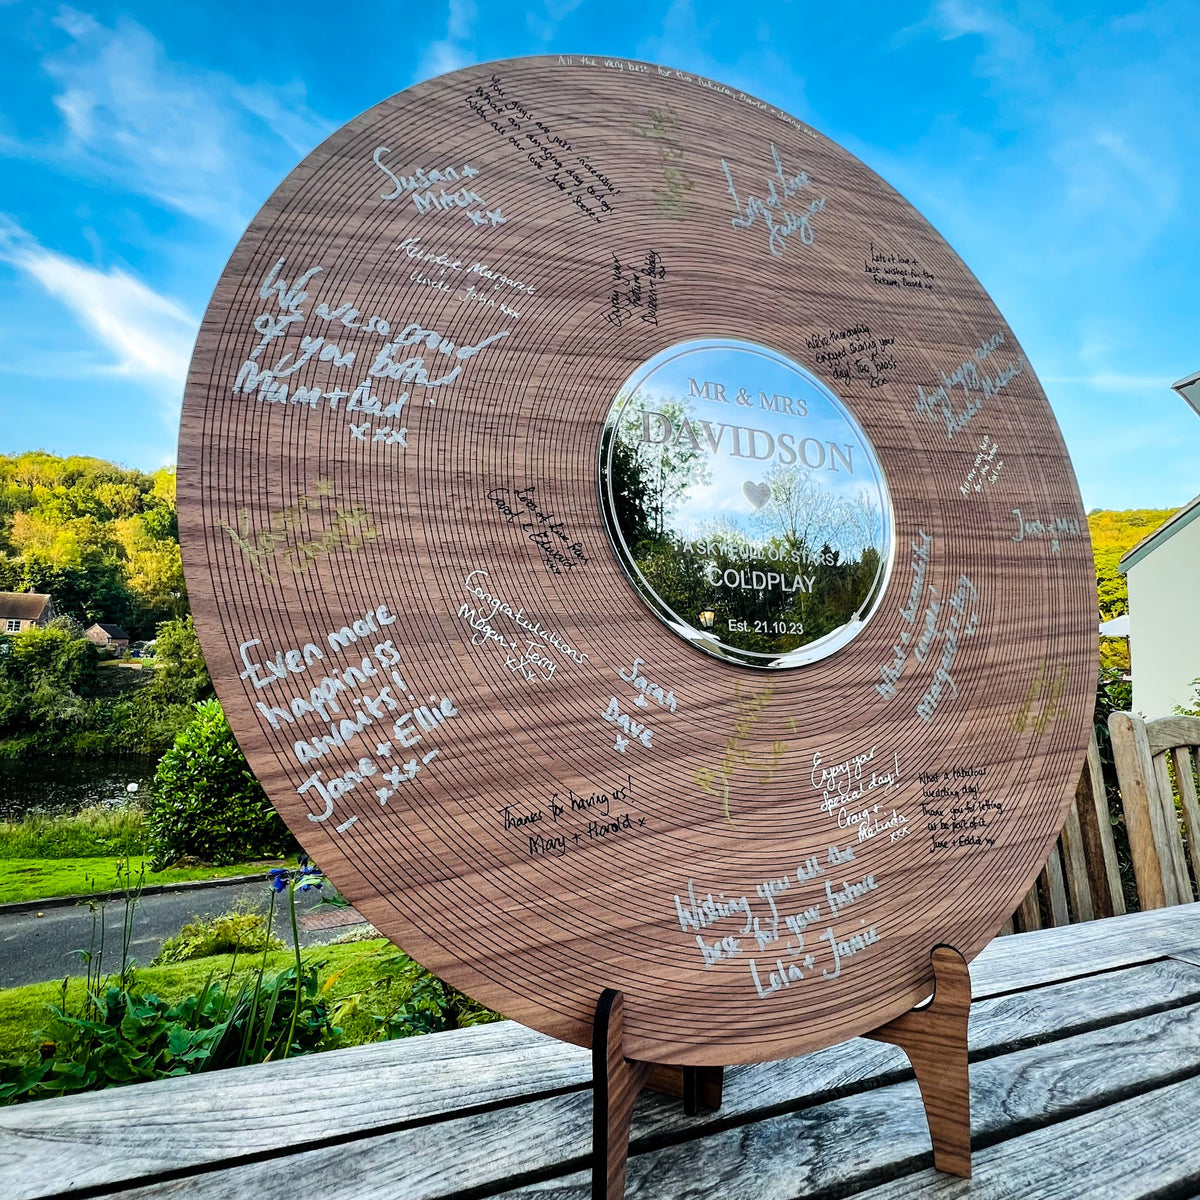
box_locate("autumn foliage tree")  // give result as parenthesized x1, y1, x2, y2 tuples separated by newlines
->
(0, 452, 185, 636)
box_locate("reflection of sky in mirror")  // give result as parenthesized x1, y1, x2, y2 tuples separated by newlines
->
(617, 340, 889, 552)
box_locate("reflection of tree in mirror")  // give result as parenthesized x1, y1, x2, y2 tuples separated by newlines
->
(617, 394, 708, 539)
(751, 466, 882, 561)
(601, 433, 654, 551)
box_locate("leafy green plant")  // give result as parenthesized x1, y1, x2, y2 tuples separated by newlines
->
(0, 972, 329, 1101)
(152, 906, 281, 965)
(326, 949, 497, 1041)
(144, 616, 212, 707)
(146, 699, 296, 868)
(0, 858, 335, 1104)
(1174, 680, 1200, 718)
(0, 965, 332, 1103)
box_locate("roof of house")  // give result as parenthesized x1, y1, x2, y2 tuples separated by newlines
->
(0, 592, 53, 622)
(89, 623, 130, 639)
(1119, 492, 1200, 574)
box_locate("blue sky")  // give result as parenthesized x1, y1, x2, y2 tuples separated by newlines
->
(0, 0, 1196, 510)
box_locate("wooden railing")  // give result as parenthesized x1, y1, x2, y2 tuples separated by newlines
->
(1005, 728, 1125, 933)
(1009, 712, 1200, 931)
(1109, 712, 1200, 908)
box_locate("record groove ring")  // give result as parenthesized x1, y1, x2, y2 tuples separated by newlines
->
(179, 56, 1095, 1065)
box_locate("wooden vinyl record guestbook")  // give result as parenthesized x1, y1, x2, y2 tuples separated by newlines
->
(178, 56, 1096, 1066)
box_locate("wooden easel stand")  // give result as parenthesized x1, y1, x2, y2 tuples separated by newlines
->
(592, 945, 971, 1200)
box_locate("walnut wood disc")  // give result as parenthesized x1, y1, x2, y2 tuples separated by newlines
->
(178, 56, 1095, 1066)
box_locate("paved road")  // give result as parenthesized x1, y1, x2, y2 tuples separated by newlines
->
(0, 880, 368, 989)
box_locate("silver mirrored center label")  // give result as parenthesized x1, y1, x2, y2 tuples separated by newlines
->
(599, 339, 894, 668)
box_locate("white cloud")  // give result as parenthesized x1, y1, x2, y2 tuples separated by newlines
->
(933, 0, 1038, 61)
(232, 80, 331, 157)
(34, 7, 332, 229)
(413, 0, 478, 84)
(525, 0, 584, 41)
(0, 216, 197, 419)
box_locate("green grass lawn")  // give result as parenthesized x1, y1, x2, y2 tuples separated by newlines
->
(0, 857, 285, 905)
(0, 936, 494, 1065)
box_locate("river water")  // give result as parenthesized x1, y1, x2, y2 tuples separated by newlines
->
(0, 758, 158, 819)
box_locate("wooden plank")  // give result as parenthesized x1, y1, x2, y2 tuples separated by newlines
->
(1143, 714, 1200, 757)
(1041, 846, 1070, 927)
(1152, 751, 1193, 902)
(997, 917, 1014, 937)
(26, 957, 1200, 1200)
(1109, 711, 1172, 907)
(0, 1020, 590, 1200)
(1075, 726, 1125, 918)
(479, 1003, 1200, 1200)
(849, 1074, 1200, 1198)
(1059, 800, 1093, 923)
(1173, 746, 1200, 889)
(7, 910, 1200, 1200)
(969, 902, 1200, 996)
(965, 956, 1200, 1051)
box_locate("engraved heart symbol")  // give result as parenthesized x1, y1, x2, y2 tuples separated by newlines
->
(743, 480, 771, 510)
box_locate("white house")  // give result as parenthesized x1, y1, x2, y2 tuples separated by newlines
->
(1120, 493, 1200, 717)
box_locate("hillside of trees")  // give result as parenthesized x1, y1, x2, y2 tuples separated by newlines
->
(1087, 508, 1175, 620)
(0, 452, 201, 758)
(0, 448, 1176, 640)
(0, 451, 185, 639)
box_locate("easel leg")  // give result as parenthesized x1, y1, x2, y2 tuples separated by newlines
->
(592, 989, 652, 1200)
(682, 1065, 725, 1116)
(644, 1063, 725, 1116)
(866, 945, 972, 1178)
(592, 991, 724, 1199)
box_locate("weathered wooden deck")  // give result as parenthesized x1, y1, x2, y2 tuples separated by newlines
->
(4, 904, 1200, 1200)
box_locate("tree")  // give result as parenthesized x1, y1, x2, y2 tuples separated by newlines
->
(8, 625, 99, 694)
(616, 396, 708, 539)
(601, 435, 654, 551)
(0, 451, 183, 636)
(147, 616, 212, 706)
(0, 626, 100, 738)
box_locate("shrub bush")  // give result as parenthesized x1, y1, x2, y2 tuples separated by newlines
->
(146, 699, 296, 869)
(152, 907, 281, 965)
